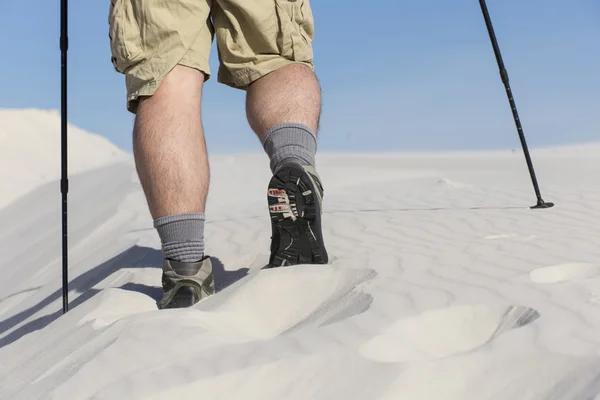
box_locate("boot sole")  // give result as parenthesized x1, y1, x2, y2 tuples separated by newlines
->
(267, 164, 328, 267)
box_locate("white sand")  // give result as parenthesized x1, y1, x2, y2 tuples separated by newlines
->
(2, 109, 600, 399)
(0, 108, 130, 208)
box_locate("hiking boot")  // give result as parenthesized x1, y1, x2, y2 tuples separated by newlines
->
(158, 257, 215, 309)
(267, 163, 329, 267)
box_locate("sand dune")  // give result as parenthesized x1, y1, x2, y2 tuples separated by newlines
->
(0, 108, 130, 208)
(2, 109, 600, 399)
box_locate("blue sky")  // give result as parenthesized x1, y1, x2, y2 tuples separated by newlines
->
(1, 0, 598, 154)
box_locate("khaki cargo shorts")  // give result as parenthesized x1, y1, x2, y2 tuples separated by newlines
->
(108, 0, 315, 114)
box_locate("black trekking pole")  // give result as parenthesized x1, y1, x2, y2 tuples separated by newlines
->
(60, 0, 70, 313)
(478, 0, 554, 209)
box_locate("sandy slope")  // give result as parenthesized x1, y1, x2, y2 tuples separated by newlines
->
(0, 108, 130, 208)
(2, 111, 600, 399)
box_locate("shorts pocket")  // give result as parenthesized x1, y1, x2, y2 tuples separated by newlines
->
(274, 0, 314, 63)
(295, 0, 315, 45)
(108, 0, 144, 73)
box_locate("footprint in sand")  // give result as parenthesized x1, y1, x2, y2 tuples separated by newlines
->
(360, 304, 539, 363)
(530, 263, 600, 283)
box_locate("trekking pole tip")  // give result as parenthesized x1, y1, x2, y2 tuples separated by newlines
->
(530, 200, 554, 209)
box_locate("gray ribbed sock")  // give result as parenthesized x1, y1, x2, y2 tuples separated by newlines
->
(262, 123, 317, 173)
(153, 213, 205, 263)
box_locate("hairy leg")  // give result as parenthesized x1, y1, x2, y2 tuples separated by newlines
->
(246, 63, 322, 174)
(133, 65, 210, 219)
(246, 63, 321, 140)
(133, 65, 208, 264)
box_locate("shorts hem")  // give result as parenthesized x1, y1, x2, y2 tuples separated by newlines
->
(125, 56, 211, 114)
(219, 59, 314, 90)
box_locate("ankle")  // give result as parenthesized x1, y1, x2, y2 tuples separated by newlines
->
(262, 123, 317, 173)
(154, 213, 205, 262)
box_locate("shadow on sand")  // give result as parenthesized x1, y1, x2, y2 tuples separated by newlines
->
(0, 245, 249, 349)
